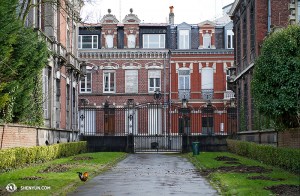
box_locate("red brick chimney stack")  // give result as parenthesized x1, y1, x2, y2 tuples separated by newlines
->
(169, 6, 174, 25)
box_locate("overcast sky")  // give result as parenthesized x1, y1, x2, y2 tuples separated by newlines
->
(81, 0, 234, 24)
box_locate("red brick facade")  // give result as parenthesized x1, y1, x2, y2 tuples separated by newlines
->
(229, 0, 292, 132)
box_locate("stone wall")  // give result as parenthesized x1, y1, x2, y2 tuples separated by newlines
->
(0, 124, 79, 149)
(278, 129, 300, 150)
(237, 129, 300, 150)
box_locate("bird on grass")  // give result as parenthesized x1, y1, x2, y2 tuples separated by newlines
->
(77, 172, 88, 181)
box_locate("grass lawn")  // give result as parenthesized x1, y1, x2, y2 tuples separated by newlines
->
(184, 152, 300, 196)
(0, 152, 127, 196)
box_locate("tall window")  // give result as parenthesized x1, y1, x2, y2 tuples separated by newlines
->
(179, 69, 190, 90)
(148, 70, 161, 92)
(106, 35, 113, 48)
(80, 72, 92, 93)
(243, 16, 247, 58)
(227, 30, 234, 49)
(298, 0, 300, 23)
(250, 6, 255, 49)
(143, 34, 165, 48)
(179, 30, 189, 49)
(201, 67, 213, 90)
(125, 70, 138, 93)
(128, 34, 135, 48)
(42, 68, 49, 118)
(203, 33, 211, 48)
(78, 35, 98, 49)
(104, 72, 115, 93)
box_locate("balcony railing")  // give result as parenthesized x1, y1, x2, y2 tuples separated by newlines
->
(224, 91, 235, 100)
(57, 43, 66, 60)
(178, 89, 191, 100)
(201, 89, 214, 99)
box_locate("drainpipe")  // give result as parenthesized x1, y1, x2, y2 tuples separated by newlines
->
(268, 0, 271, 32)
(164, 52, 166, 140)
(169, 50, 172, 136)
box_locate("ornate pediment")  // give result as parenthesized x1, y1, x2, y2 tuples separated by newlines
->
(122, 14, 141, 24)
(177, 22, 191, 29)
(145, 59, 163, 69)
(198, 20, 216, 27)
(100, 59, 119, 69)
(100, 14, 119, 24)
(122, 59, 141, 69)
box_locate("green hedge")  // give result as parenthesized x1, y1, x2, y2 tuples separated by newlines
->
(0, 141, 86, 170)
(227, 139, 300, 174)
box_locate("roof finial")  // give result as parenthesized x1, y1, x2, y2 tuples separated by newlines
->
(130, 8, 133, 14)
(108, 9, 111, 14)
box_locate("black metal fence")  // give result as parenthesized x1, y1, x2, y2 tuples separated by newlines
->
(79, 103, 237, 152)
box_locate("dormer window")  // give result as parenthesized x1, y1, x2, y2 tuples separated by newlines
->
(78, 35, 98, 49)
(203, 33, 211, 48)
(179, 30, 189, 49)
(143, 34, 165, 48)
(128, 34, 136, 48)
(106, 35, 113, 48)
(227, 30, 234, 49)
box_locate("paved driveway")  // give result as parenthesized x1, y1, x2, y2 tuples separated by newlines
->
(68, 154, 218, 196)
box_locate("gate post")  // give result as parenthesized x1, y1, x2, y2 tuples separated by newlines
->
(127, 133, 134, 153)
(182, 134, 188, 153)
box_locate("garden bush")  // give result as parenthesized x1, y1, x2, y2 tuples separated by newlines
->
(0, 141, 86, 170)
(227, 139, 300, 174)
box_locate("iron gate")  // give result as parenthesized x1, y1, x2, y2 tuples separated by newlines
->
(131, 103, 182, 152)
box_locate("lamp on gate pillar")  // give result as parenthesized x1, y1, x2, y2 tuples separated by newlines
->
(182, 98, 188, 108)
(207, 100, 212, 108)
(127, 99, 134, 106)
(80, 61, 87, 79)
(154, 90, 162, 100)
(230, 97, 236, 107)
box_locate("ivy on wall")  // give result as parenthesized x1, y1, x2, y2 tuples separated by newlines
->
(251, 25, 300, 129)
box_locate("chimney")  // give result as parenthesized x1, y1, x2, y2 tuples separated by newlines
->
(169, 6, 174, 25)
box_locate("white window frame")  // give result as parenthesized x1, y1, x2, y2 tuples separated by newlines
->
(203, 33, 211, 49)
(80, 71, 92, 93)
(227, 30, 234, 49)
(178, 69, 190, 90)
(103, 71, 116, 93)
(143, 34, 165, 48)
(179, 30, 189, 49)
(148, 70, 161, 92)
(78, 35, 98, 49)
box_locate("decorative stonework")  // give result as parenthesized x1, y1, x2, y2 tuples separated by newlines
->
(198, 20, 216, 27)
(122, 14, 141, 24)
(122, 59, 141, 69)
(100, 14, 119, 24)
(145, 59, 163, 69)
(288, 1, 298, 24)
(100, 59, 119, 69)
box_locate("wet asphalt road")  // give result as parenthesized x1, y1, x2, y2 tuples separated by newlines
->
(68, 153, 218, 196)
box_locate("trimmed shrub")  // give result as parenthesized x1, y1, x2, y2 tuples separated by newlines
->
(227, 139, 300, 174)
(0, 141, 86, 170)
